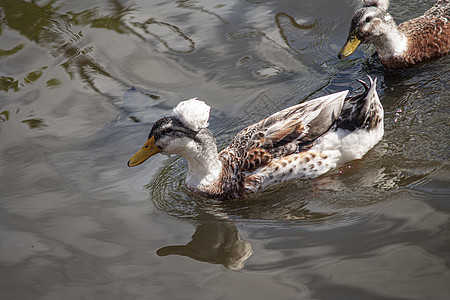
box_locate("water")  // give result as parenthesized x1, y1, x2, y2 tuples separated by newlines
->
(0, 0, 449, 299)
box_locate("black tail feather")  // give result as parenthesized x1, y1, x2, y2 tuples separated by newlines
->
(336, 76, 380, 131)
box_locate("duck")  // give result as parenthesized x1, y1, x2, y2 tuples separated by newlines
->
(128, 77, 383, 200)
(338, 0, 450, 68)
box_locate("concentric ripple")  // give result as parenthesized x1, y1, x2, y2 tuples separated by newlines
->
(142, 150, 430, 225)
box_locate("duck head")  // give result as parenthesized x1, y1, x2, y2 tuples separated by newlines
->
(127, 116, 200, 166)
(128, 98, 213, 167)
(338, 0, 397, 58)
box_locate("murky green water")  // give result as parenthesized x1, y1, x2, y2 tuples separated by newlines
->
(1, 0, 449, 299)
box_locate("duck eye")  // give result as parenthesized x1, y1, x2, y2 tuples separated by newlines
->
(365, 16, 372, 23)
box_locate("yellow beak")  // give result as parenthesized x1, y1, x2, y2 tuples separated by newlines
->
(127, 136, 161, 167)
(338, 31, 362, 59)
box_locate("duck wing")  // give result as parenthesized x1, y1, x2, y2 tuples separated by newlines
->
(221, 90, 349, 172)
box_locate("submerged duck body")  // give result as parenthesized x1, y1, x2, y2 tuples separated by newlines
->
(339, 0, 450, 68)
(128, 77, 383, 200)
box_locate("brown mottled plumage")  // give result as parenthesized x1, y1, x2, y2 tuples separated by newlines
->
(202, 96, 338, 199)
(339, 0, 450, 68)
(128, 78, 383, 200)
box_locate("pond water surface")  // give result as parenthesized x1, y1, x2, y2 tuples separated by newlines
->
(0, 0, 449, 299)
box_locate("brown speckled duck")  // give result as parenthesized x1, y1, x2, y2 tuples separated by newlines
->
(128, 77, 383, 200)
(338, 0, 450, 68)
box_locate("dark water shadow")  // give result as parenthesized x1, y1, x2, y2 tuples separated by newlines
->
(157, 218, 253, 271)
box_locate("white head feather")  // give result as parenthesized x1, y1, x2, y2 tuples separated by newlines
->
(362, 0, 389, 11)
(172, 98, 211, 131)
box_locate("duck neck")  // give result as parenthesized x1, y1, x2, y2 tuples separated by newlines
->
(183, 129, 222, 190)
(372, 26, 408, 59)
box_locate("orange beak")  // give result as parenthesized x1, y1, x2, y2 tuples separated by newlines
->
(338, 30, 362, 59)
(127, 136, 161, 167)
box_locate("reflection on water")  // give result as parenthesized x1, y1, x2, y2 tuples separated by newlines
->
(275, 12, 336, 55)
(131, 18, 195, 53)
(1, 0, 107, 92)
(0, 66, 47, 92)
(0, 108, 47, 130)
(157, 221, 253, 270)
(146, 156, 340, 223)
(0, 0, 199, 93)
(176, 0, 229, 25)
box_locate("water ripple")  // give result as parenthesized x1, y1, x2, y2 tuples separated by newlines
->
(143, 151, 426, 226)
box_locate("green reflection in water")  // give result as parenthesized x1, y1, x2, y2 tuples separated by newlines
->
(0, 44, 25, 58)
(0, 0, 55, 43)
(23, 67, 47, 84)
(0, 67, 47, 92)
(0, 0, 110, 92)
(0, 110, 11, 122)
(0, 0, 197, 93)
(46, 78, 62, 88)
(0, 109, 47, 130)
(21, 118, 47, 130)
(0, 76, 19, 92)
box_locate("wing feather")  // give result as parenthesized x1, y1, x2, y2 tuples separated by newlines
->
(220, 91, 348, 173)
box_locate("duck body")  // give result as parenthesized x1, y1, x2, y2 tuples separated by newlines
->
(128, 77, 383, 200)
(392, 4, 450, 68)
(339, 0, 450, 68)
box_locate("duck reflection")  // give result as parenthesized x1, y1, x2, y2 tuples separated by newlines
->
(157, 222, 252, 271)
